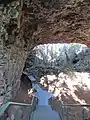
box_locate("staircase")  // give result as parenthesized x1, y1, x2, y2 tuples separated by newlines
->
(0, 100, 90, 120)
(0, 83, 90, 120)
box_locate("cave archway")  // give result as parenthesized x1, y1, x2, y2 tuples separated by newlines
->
(18, 43, 90, 118)
(0, 0, 90, 105)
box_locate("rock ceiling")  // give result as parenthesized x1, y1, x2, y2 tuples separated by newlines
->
(20, 0, 90, 47)
(0, 0, 90, 49)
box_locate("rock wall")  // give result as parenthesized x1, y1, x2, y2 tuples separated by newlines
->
(0, 0, 36, 104)
(0, 1, 28, 103)
(0, 46, 27, 103)
(22, 0, 90, 45)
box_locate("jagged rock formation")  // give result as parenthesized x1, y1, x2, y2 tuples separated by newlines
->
(22, 0, 90, 45)
(0, 0, 28, 103)
(0, 0, 90, 104)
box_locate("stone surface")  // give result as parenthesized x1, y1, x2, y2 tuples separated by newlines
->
(21, 0, 90, 46)
(0, 45, 27, 103)
(0, 1, 28, 103)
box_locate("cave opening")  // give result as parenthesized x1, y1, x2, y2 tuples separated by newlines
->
(18, 43, 90, 105)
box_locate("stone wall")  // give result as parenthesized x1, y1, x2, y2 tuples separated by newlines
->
(0, 1, 28, 103)
(0, 45, 27, 103)
(22, 0, 90, 45)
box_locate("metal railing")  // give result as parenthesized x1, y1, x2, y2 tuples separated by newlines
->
(0, 100, 90, 120)
(60, 104, 90, 120)
(0, 102, 32, 120)
(0, 96, 37, 120)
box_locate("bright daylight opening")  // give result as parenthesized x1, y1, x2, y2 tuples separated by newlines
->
(23, 43, 90, 105)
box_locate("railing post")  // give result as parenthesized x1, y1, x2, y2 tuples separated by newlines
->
(61, 106, 64, 120)
(82, 108, 85, 120)
(66, 107, 69, 120)
(60, 105, 64, 120)
(82, 108, 87, 120)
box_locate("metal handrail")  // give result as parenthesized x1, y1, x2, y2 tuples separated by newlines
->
(0, 95, 37, 120)
(0, 102, 32, 117)
(61, 104, 90, 120)
(1, 101, 90, 120)
(62, 104, 90, 106)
